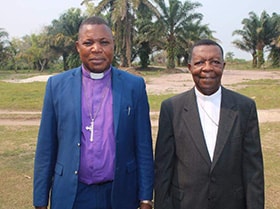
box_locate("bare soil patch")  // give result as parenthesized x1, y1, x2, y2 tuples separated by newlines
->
(145, 69, 280, 94)
(1, 69, 280, 126)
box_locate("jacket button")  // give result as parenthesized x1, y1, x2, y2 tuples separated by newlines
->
(77, 143, 81, 147)
(74, 171, 78, 175)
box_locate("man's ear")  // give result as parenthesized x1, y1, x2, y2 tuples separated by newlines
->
(222, 62, 226, 71)
(75, 41, 80, 53)
(187, 63, 192, 72)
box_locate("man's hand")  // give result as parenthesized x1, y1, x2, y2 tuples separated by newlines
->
(140, 203, 153, 209)
(140, 200, 153, 209)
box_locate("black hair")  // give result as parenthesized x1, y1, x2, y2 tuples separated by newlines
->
(189, 39, 224, 62)
(78, 16, 112, 40)
(79, 16, 110, 28)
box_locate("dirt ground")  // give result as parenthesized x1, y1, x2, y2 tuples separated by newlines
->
(1, 69, 280, 126)
(145, 69, 280, 125)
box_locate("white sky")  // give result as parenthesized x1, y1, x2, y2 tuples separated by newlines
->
(0, 0, 279, 60)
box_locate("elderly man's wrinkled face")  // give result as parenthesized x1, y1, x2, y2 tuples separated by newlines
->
(188, 45, 225, 95)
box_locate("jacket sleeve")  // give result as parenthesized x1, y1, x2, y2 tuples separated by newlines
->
(33, 77, 58, 207)
(135, 77, 154, 200)
(154, 100, 175, 209)
(242, 101, 264, 209)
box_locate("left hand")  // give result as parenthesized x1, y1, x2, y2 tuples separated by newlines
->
(140, 203, 153, 209)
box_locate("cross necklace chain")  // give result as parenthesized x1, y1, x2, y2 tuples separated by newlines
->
(85, 77, 111, 142)
(199, 102, 219, 127)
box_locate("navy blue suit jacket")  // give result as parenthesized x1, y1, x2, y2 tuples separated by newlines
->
(33, 66, 154, 209)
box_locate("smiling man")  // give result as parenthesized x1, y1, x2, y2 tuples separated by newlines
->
(154, 39, 264, 209)
(33, 16, 154, 209)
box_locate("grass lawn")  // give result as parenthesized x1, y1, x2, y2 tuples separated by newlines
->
(261, 122, 280, 209)
(0, 81, 45, 111)
(0, 126, 37, 209)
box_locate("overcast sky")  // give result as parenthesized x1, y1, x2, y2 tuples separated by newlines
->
(0, 0, 279, 60)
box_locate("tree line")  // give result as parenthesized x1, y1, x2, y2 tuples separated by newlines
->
(0, 0, 279, 72)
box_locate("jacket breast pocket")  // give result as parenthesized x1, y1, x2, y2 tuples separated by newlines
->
(123, 105, 135, 117)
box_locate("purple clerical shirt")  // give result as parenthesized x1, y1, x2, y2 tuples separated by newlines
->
(79, 66, 115, 184)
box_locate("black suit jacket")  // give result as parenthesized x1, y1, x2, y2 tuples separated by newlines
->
(154, 86, 264, 209)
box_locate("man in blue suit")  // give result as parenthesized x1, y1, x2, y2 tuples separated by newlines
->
(33, 16, 154, 209)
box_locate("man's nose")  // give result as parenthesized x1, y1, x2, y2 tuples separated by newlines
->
(91, 43, 102, 52)
(202, 61, 212, 70)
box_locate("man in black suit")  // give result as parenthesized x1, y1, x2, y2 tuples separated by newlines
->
(154, 39, 264, 209)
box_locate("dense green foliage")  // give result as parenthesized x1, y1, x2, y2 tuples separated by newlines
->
(233, 11, 280, 68)
(0, 2, 279, 71)
(0, 1, 213, 71)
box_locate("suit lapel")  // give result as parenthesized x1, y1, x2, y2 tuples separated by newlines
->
(211, 87, 237, 171)
(111, 68, 123, 136)
(70, 68, 82, 131)
(183, 89, 212, 165)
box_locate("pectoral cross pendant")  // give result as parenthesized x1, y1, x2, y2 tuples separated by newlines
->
(85, 118, 94, 142)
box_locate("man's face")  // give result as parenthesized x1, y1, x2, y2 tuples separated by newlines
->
(76, 24, 114, 73)
(188, 45, 225, 95)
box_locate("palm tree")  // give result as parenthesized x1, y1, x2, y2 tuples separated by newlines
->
(233, 12, 259, 67)
(176, 18, 214, 66)
(154, 0, 203, 69)
(233, 11, 277, 68)
(47, 8, 85, 70)
(82, 0, 160, 67)
(0, 28, 8, 45)
(133, 2, 159, 68)
(0, 28, 9, 68)
(268, 12, 280, 67)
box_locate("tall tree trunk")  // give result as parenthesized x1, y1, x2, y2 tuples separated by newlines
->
(167, 35, 176, 69)
(125, 16, 132, 67)
(257, 49, 265, 68)
(256, 42, 265, 68)
(63, 53, 68, 71)
(252, 51, 257, 68)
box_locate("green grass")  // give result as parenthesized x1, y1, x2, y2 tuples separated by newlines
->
(234, 79, 280, 109)
(226, 61, 254, 70)
(0, 126, 37, 209)
(260, 122, 280, 209)
(148, 94, 175, 111)
(0, 70, 51, 80)
(0, 81, 45, 111)
(225, 61, 280, 71)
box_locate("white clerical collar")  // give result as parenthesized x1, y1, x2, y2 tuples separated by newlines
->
(82, 65, 111, 80)
(90, 72, 104, 79)
(195, 86, 222, 101)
